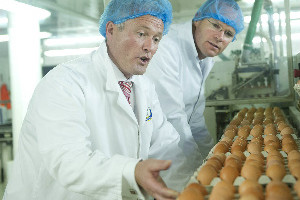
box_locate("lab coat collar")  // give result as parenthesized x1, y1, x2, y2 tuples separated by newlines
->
(133, 76, 147, 126)
(178, 20, 199, 62)
(96, 41, 138, 125)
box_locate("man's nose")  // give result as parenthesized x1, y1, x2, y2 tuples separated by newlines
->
(143, 38, 154, 52)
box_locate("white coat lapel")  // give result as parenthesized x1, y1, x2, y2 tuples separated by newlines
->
(134, 78, 148, 126)
(104, 56, 138, 125)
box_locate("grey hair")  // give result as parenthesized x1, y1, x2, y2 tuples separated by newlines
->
(116, 23, 125, 31)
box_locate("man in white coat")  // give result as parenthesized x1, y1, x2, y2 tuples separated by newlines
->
(3, 0, 198, 199)
(146, 0, 244, 160)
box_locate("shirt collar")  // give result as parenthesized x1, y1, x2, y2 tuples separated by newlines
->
(111, 61, 135, 83)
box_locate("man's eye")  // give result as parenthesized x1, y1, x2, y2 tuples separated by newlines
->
(213, 23, 221, 29)
(154, 37, 160, 43)
(138, 32, 144, 37)
(225, 31, 234, 38)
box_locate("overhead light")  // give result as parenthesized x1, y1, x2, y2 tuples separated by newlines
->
(0, 0, 51, 20)
(252, 33, 300, 44)
(44, 47, 98, 57)
(0, 32, 52, 42)
(44, 36, 104, 47)
(0, 35, 9, 42)
(244, 11, 300, 24)
(0, 17, 8, 26)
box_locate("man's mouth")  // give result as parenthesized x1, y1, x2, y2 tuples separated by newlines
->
(140, 56, 150, 64)
(208, 41, 219, 49)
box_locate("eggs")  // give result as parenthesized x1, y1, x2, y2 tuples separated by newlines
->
(189, 107, 300, 199)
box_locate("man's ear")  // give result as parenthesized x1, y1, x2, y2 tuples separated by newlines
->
(106, 21, 114, 39)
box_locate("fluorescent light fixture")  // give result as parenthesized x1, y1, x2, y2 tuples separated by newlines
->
(0, 35, 9, 42)
(0, 32, 52, 42)
(0, 17, 8, 26)
(44, 36, 104, 47)
(0, 0, 51, 20)
(252, 33, 300, 44)
(244, 11, 300, 24)
(44, 47, 98, 57)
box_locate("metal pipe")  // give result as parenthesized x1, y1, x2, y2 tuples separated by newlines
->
(243, 0, 264, 51)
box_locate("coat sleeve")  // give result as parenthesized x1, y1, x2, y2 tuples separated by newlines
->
(146, 80, 202, 192)
(29, 66, 143, 199)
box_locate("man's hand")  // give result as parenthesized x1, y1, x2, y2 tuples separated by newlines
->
(135, 159, 179, 200)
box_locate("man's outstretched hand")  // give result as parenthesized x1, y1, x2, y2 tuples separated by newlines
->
(135, 159, 179, 200)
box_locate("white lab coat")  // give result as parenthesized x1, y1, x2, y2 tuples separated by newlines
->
(3, 41, 192, 200)
(146, 21, 215, 161)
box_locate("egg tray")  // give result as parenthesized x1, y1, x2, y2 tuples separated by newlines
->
(186, 135, 300, 199)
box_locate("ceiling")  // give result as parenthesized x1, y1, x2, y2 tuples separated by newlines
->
(0, 0, 299, 60)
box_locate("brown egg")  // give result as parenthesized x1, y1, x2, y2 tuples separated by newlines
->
(220, 165, 239, 184)
(281, 127, 294, 135)
(247, 153, 264, 165)
(225, 125, 238, 134)
(250, 128, 262, 137)
(209, 180, 235, 200)
(214, 142, 229, 154)
(241, 120, 252, 126)
(288, 150, 300, 161)
(265, 140, 281, 149)
(265, 181, 293, 200)
(230, 118, 241, 126)
(264, 144, 278, 153)
(277, 122, 289, 132)
(264, 125, 277, 135)
(186, 183, 208, 196)
(252, 118, 263, 125)
(231, 144, 244, 154)
(264, 134, 279, 144)
(221, 137, 233, 146)
(247, 142, 262, 154)
(244, 159, 264, 173)
(232, 150, 246, 161)
(205, 158, 222, 172)
(239, 192, 264, 200)
(294, 180, 300, 198)
(225, 154, 242, 171)
(224, 129, 236, 140)
(289, 162, 300, 179)
(197, 165, 217, 185)
(239, 179, 263, 195)
(212, 153, 226, 164)
(267, 149, 282, 157)
(282, 143, 298, 154)
(248, 152, 265, 161)
(266, 159, 284, 168)
(241, 164, 261, 181)
(263, 118, 273, 125)
(266, 164, 286, 181)
(238, 128, 250, 138)
(252, 124, 264, 132)
(178, 186, 204, 200)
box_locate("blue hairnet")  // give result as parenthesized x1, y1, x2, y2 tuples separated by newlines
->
(193, 0, 244, 41)
(99, 0, 172, 38)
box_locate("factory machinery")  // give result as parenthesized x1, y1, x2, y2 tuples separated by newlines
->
(203, 0, 299, 144)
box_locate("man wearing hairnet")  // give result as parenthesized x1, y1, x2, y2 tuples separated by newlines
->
(3, 0, 192, 199)
(146, 0, 245, 184)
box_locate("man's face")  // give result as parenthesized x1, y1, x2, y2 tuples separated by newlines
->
(193, 18, 236, 60)
(106, 15, 164, 79)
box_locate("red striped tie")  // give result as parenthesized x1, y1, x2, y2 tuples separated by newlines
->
(118, 81, 133, 105)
